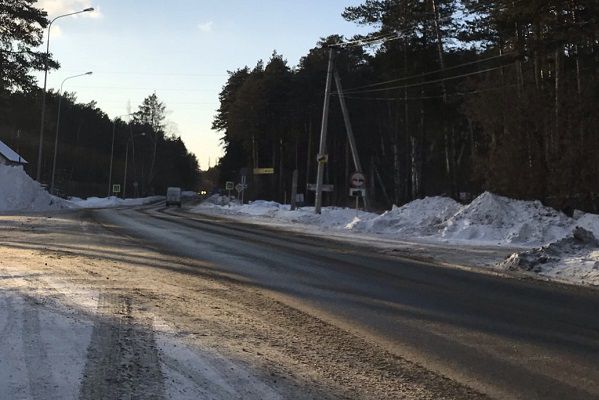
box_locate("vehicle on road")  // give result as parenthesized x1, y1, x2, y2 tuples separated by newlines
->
(166, 186, 182, 207)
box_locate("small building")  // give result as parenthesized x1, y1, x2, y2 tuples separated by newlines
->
(0, 139, 27, 168)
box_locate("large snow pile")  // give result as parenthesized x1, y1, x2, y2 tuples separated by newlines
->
(70, 195, 163, 209)
(0, 165, 69, 212)
(441, 192, 573, 246)
(499, 227, 599, 286)
(351, 196, 462, 237)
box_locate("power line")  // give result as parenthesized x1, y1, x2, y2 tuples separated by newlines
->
(335, 83, 519, 102)
(339, 51, 516, 92)
(87, 71, 228, 77)
(338, 65, 509, 94)
(73, 85, 215, 92)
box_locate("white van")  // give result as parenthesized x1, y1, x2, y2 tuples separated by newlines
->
(166, 187, 182, 207)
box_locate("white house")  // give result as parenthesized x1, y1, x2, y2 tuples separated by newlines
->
(0, 139, 27, 168)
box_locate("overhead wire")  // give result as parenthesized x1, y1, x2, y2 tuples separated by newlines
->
(338, 51, 516, 92)
(334, 83, 519, 102)
(338, 65, 509, 95)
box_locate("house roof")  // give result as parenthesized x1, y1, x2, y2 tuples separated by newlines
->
(0, 139, 27, 164)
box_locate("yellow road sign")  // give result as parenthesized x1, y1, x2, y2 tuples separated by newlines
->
(253, 168, 275, 175)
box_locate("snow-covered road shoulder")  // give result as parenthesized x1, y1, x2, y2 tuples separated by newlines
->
(69, 195, 164, 209)
(191, 193, 599, 287)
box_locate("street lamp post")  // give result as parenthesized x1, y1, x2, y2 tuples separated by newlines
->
(108, 113, 135, 196)
(50, 71, 92, 195)
(36, 7, 94, 182)
(123, 132, 145, 198)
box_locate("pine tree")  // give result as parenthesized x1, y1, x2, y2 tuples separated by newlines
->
(0, 0, 57, 92)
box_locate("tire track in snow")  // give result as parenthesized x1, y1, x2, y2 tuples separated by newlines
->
(79, 292, 165, 400)
(22, 296, 59, 400)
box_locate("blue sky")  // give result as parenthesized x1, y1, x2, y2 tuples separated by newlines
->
(35, 0, 374, 170)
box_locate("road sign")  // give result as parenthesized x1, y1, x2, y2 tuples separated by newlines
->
(350, 172, 366, 188)
(316, 154, 328, 164)
(350, 188, 366, 197)
(253, 168, 274, 175)
(225, 181, 234, 191)
(235, 183, 248, 193)
(112, 184, 121, 194)
(307, 183, 334, 192)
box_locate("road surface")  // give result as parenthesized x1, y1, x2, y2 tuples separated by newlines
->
(0, 202, 598, 399)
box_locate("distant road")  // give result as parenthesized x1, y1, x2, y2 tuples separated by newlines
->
(97, 203, 599, 400)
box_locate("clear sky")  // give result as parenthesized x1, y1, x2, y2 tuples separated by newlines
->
(34, 0, 373, 170)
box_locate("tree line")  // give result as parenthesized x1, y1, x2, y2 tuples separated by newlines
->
(213, 0, 599, 212)
(0, 0, 200, 197)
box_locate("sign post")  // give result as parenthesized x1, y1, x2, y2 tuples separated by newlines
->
(349, 172, 366, 212)
(290, 169, 298, 211)
(225, 181, 234, 199)
(240, 174, 247, 204)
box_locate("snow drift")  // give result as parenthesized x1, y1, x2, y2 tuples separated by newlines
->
(0, 165, 69, 212)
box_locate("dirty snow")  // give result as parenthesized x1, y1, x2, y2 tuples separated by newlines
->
(194, 192, 599, 287)
(0, 165, 70, 212)
(69, 195, 163, 209)
(499, 227, 599, 286)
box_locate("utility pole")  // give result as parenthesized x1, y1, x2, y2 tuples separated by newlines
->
(333, 70, 369, 209)
(314, 47, 336, 214)
(290, 169, 298, 211)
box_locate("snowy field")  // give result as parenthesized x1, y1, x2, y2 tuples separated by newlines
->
(193, 194, 599, 287)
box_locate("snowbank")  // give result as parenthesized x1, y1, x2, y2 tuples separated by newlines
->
(351, 197, 461, 237)
(499, 227, 599, 286)
(193, 192, 599, 287)
(0, 165, 70, 212)
(441, 192, 573, 246)
(195, 192, 585, 247)
(194, 197, 377, 231)
(69, 196, 163, 209)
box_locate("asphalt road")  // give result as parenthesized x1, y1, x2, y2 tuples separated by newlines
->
(97, 203, 599, 400)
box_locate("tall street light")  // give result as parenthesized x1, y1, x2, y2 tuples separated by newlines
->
(108, 113, 135, 196)
(36, 7, 94, 182)
(50, 71, 92, 195)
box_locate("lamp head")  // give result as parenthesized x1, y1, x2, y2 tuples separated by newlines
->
(83, 7, 94, 12)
